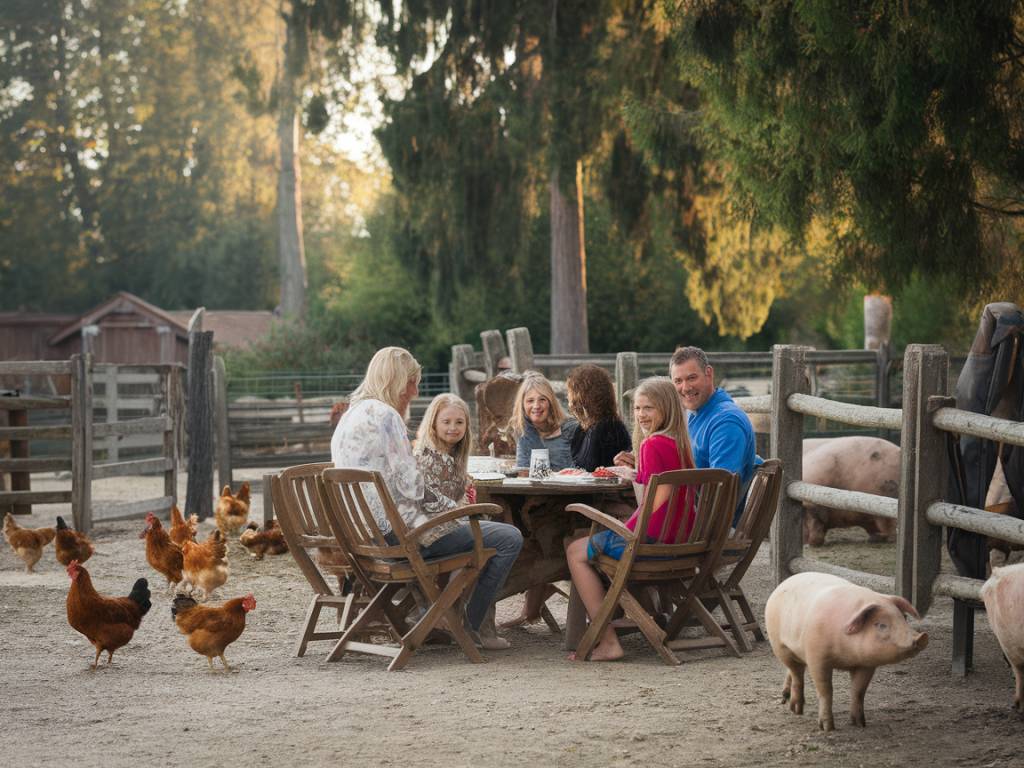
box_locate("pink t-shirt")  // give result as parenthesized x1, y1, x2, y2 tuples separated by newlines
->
(625, 434, 695, 542)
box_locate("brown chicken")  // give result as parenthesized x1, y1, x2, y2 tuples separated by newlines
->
(3, 513, 56, 572)
(168, 505, 198, 548)
(172, 593, 256, 671)
(55, 515, 94, 566)
(214, 482, 250, 539)
(181, 529, 229, 600)
(239, 520, 289, 560)
(66, 560, 151, 669)
(140, 512, 183, 589)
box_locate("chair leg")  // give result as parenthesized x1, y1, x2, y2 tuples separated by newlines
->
(713, 583, 752, 653)
(540, 602, 561, 634)
(327, 584, 399, 662)
(733, 588, 765, 642)
(295, 595, 324, 658)
(682, 592, 741, 657)
(618, 588, 680, 666)
(563, 585, 588, 651)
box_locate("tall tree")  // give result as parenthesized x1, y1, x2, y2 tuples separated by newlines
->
(673, 1, 1024, 297)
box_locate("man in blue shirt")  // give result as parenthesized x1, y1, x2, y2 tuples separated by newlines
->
(670, 346, 759, 523)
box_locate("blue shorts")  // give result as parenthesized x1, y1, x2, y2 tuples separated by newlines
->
(587, 530, 667, 561)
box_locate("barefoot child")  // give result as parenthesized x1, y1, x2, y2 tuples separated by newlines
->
(565, 377, 695, 661)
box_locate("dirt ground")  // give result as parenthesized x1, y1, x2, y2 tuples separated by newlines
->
(2, 471, 1022, 768)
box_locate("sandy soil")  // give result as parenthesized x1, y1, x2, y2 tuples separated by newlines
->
(2, 471, 1022, 768)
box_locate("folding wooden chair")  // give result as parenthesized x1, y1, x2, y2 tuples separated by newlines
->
(699, 459, 783, 652)
(271, 463, 379, 658)
(567, 468, 738, 665)
(319, 467, 501, 671)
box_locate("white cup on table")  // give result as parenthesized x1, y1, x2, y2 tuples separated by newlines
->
(529, 448, 551, 479)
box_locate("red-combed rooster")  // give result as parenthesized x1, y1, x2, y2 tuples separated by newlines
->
(172, 593, 256, 671)
(66, 560, 151, 669)
(140, 512, 184, 590)
(214, 482, 250, 540)
(168, 505, 198, 548)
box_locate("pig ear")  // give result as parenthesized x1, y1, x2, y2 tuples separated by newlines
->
(845, 603, 880, 635)
(889, 595, 921, 620)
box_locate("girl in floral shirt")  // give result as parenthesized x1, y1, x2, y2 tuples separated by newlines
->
(414, 394, 477, 545)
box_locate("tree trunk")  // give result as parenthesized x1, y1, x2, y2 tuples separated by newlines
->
(276, 14, 307, 319)
(549, 161, 589, 354)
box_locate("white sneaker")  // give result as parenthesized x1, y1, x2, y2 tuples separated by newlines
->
(468, 629, 511, 651)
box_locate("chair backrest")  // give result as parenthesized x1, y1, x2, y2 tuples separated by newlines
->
(272, 462, 347, 596)
(720, 458, 783, 588)
(627, 468, 738, 574)
(319, 467, 412, 565)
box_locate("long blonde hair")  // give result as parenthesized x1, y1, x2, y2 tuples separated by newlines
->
(510, 372, 566, 437)
(631, 377, 694, 473)
(416, 393, 473, 473)
(348, 347, 422, 413)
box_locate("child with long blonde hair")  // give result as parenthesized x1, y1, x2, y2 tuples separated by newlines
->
(413, 394, 476, 545)
(565, 377, 695, 661)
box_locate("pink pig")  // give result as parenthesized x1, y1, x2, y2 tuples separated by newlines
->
(765, 572, 928, 731)
(981, 563, 1024, 711)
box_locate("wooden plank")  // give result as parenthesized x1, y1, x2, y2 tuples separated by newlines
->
(909, 347, 950, 614)
(0, 394, 71, 409)
(927, 501, 1024, 545)
(770, 345, 811, 585)
(933, 407, 1024, 448)
(615, 352, 638, 429)
(0, 457, 72, 473)
(165, 366, 183, 506)
(481, 329, 508, 378)
(8, 408, 30, 515)
(507, 327, 534, 373)
(734, 395, 771, 414)
(214, 355, 232, 489)
(0, 361, 72, 375)
(93, 416, 170, 438)
(789, 556, 896, 594)
(94, 495, 174, 522)
(786, 392, 902, 430)
(104, 365, 119, 463)
(185, 331, 215, 521)
(229, 425, 333, 443)
(0, 490, 73, 505)
(450, 343, 477, 402)
(0, 424, 73, 439)
(787, 481, 898, 519)
(71, 353, 94, 532)
(93, 457, 175, 480)
(234, 452, 331, 469)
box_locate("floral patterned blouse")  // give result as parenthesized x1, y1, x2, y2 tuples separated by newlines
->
(330, 398, 437, 541)
(414, 445, 468, 546)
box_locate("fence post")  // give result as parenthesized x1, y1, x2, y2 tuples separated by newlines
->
(902, 346, 949, 607)
(213, 355, 231, 491)
(506, 327, 534, 373)
(450, 344, 476, 402)
(615, 352, 639, 427)
(481, 330, 508, 378)
(104, 365, 119, 462)
(185, 331, 215, 521)
(163, 366, 182, 507)
(770, 345, 811, 585)
(876, 342, 891, 409)
(71, 354, 94, 533)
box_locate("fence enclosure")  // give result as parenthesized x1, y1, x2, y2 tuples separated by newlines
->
(0, 356, 183, 532)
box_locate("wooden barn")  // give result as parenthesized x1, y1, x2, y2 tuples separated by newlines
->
(0, 292, 276, 366)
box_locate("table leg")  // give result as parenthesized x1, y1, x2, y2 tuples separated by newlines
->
(563, 584, 587, 651)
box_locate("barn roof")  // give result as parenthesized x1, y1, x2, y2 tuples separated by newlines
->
(49, 292, 189, 345)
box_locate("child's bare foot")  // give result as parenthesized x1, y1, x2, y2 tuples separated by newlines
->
(588, 640, 625, 662)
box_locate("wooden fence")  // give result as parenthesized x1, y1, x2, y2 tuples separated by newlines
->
(768, 344, 1024, 675)
(212, 355, 433, 488)
(0, 356, 184, 532)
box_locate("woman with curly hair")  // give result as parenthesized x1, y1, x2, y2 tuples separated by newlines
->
(566, 364, 632, 471)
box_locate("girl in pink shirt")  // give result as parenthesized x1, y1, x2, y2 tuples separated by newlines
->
(565, 377, 695, 661)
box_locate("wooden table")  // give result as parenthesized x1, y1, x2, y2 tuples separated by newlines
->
(475, 476, 633, 647)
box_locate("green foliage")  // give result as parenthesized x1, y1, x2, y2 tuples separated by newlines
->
(673, 0, 1024, 299)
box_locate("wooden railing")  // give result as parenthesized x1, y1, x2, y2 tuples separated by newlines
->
(0, 356, 183, 532)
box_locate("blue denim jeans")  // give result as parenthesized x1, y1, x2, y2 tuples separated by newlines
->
(420, 520, 523, 631)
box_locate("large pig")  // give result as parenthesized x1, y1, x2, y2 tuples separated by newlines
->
(802, 436, 900, 546)
(765, 572, 928, 731)
(981, 563, 1024, 711)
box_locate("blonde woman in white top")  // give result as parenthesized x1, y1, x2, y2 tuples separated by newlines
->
(331, 348, 522, 646)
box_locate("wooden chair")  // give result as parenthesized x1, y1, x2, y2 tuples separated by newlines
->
(567, 468, 738, 665)
(271, 463, 379, 658)
(319, 467, 501, 671)
(715, 459, 783, 650)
